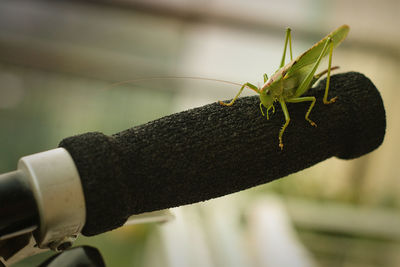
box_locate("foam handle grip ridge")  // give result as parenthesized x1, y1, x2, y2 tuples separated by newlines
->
(59, 72, 385, 236)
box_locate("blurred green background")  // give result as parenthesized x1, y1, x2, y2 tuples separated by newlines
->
(1, 0, 399, 266)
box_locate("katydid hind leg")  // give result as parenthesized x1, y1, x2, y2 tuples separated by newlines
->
(279, 28, 293, 68)
(294, 37, 332, 98)
(323, 40, 336, 104)
(278, 99, 291, 150)
(219, 82, 260, 106)
(311, 66, 339, 86)
(315, 66, 339, 80)
(287, 96, 317, 127)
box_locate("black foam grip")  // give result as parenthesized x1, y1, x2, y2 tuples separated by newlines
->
(59, 72, 385, 236)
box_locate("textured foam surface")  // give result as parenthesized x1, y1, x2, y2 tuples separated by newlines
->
(59, 72, 386, 236)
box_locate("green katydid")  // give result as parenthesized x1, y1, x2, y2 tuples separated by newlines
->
(219, 24, 350, 149)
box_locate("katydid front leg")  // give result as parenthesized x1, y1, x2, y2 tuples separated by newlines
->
(259, 103, 275, 119)
(219, 82, 259, 106)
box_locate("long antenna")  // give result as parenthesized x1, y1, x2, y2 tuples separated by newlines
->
(108, 76, 244, 88)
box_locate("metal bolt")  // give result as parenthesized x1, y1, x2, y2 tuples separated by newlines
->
(48, 236, 76, 252)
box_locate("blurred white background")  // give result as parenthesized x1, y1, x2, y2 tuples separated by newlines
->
(0, 0, 399, 266)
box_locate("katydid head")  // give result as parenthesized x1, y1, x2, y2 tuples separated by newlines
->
(259, 89, 275, 110)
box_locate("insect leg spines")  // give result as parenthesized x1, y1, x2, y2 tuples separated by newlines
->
(323, 40, 336, 104)
(278, 98, 291, 150)
(219, 82, 260, 106)
(286, 96, 317, 127)
(280, 28, 293, 68)
(263, 73, 269, 83)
